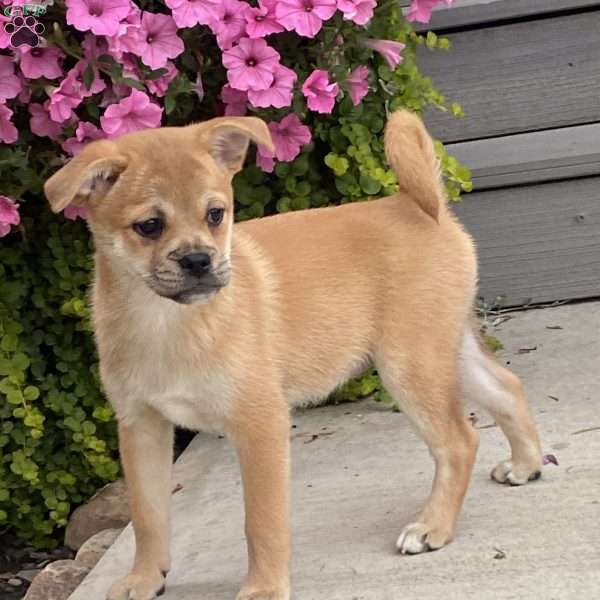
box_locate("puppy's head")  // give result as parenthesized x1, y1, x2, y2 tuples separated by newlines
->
(44, 117, 273, 305)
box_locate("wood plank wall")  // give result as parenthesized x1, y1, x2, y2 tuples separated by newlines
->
(408, 0, 600, 307)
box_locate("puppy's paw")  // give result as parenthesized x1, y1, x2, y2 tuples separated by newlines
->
(491, 459, 541, 486)
(396, 521, 452, 555)
(236, 584, 290, 600)
(106, 571, 166, 600)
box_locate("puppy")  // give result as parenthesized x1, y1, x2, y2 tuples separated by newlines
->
(44, 111, 543, 600)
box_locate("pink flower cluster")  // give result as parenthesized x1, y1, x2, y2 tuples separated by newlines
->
(406, 0, 453, 23)
(0, 195, 19, 238)
(0, 0, 450, 234)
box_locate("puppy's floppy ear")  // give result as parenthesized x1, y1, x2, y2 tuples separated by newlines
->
(44, 140, 128, 213)
(199, 117, 274, 174)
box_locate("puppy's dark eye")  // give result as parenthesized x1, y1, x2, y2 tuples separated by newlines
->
(207, 207, 224, 226)
(133, 218, 164, 239)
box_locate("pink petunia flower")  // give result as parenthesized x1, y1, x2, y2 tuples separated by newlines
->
(302, 69, 339, 114)
(543, 454, 559, 466)
(221, 84, 247, 116)
(248, 63, 297, 109)
(29, 101, 63, 139)
(337, 0, 376, 26)
(0, 56, 22, 101)
(62, 120, 105, 155)
(101, 56, 141, 105)
(105, 6, 142, 60)
(0, 195, 20, 237)
(362, 39, 405, 69)
(211, 0, 248, 50)
(0, 103, 18, 144)
(49, 60, 97, 123)
(245, 0, 284, 38)
(82, 32, 110, 63)
(136, 11, 184, 70)
(18, 46, 64, 79)
(48, 69, 85, 123)
(100, 88, 163, 138)
(272, 114, 312, 161)
(406, 0, 452, 24)
(63, 204, 90, 220)
(275, 0, 337, 38)
(256, 113, 311, 172)
(0, 14, 11, 49)
(70, 60, 107, 97)
(66, 0, 132, 36)
(17, 73, 31, 104)
(256, 147, 276, 172)
(222, 37, 280, 92)
(346, 65, 369, 105)
(146, 61, 179, 98)
(165, 0, 220, 29)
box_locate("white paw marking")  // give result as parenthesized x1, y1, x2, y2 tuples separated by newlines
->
(397, 522, 434, 555)
(491, 459, 541, 486)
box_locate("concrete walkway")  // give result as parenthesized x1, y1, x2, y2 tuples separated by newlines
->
(69, 302, 600, 600)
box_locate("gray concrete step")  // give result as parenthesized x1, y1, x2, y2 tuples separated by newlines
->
(69, 302, 600, 600)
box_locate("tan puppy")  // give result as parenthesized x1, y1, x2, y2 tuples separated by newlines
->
(44, 111, 543, 600)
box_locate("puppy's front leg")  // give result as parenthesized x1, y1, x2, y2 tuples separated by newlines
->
(107, 406, 173, 600)
(231, 397, 291, 600)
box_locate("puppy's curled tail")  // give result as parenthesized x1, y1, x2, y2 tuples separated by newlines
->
(384, 109, 445, 222)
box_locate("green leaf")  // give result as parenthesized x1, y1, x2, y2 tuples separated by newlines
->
(121, 77, 145, 91)
(426, 31, 438, 49)
(296, 181, 311, 196)
(23, 386, 40, 401)
(12, 353, 30, 372)
(0, 358, 11, 376)
(359, 174, 382, 195)
(7, 389, 24, 405)
(1, 334, 18, 352)
(82, 64, 95, 91)
(146, 67, 168, 81)
(164, 93, 176, 115)
(291, 154, 309, 176)
(97, 54, 117, 67)
(275, 162, 290, 177)
(86, 102, 100, 120)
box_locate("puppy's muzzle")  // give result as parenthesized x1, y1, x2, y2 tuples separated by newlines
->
(152, 248, 231, 304)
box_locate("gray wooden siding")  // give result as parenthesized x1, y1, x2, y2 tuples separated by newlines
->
(407, 1, 600, 306)
(447, 124, 600, 190)
(411, 0, 600, 30)
(416, 11, 600, 143)
(452, 178, 600, 306)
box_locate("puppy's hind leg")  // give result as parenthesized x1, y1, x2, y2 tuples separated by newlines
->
(376, 347, 479, 555)
(460, 326, 543, 485)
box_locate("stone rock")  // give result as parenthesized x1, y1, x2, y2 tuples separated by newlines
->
(23, 560, 89, 600)
(65, 479, 129, 550)
(7, 578, 21, 586)
(17, 569, 41, 582)
(75, 528, 123, 569)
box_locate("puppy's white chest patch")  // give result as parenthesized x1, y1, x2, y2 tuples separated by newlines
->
(105, 295, 235, 432)
(112, 359, 234, 432)
(143, 371, 233, 432)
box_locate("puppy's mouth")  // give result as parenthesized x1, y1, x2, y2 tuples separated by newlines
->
(145, 263, 231, 305)
(166, 284, 224, 305)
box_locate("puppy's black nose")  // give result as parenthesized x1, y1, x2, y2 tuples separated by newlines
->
(178, 252, 212, 274)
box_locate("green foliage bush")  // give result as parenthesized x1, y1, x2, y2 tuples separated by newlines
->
(1, 210, 119, 547)
(0, 1, 471, 547)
